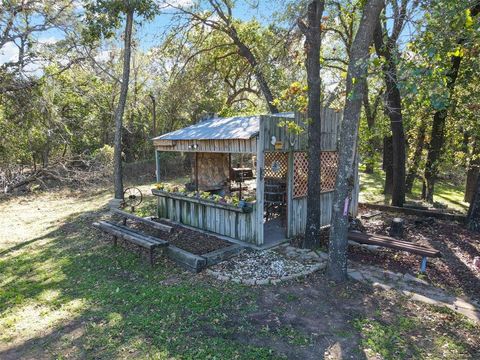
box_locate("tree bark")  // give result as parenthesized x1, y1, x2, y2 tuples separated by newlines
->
(362, 83, 381, 174)
(467, 173, 480, 231)
(383, 136, 393, 195)
(405, 121, 426, 193)
(465, 138, 480, 203)
(327, 0, 384, 282)
(423, 4, 480, 202)
(230, 35, 278, 113)
(149, 93, 157, 136)
(374, 22, 405, 207)
(300, 0, 325, 249)
(113, 9, 134, 199)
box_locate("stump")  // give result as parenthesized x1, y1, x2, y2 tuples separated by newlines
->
(390, 217, 404, 238)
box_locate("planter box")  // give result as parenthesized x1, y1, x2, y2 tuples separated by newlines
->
(152, 189, 258, 244)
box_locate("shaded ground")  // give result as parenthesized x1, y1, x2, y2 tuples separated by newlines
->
(1, 188, 480, 359)
(350, 205, 480, 303)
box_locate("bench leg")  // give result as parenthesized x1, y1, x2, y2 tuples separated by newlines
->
(420, 257, 427, 273)
(113, 235, 117, 247)
(122, 218, 127, 226)
(149, 249, 154, 267)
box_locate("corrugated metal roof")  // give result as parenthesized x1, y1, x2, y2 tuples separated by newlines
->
(153, 112, 294, 141)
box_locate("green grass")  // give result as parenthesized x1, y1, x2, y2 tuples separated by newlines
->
(353, 315, 420, 359)
(359, 165, 469, 213)
(0, 189, 275, 359)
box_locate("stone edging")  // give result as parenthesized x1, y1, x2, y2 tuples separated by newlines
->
(206, 262, 326, 286)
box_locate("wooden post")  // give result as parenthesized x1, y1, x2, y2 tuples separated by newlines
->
(195, 152, 199, 195)
(286, 150, 294, 238)
(155, 149, 161, 182)
(420, 256, 427, 273)
(255, 116, 266, 245)
(150, 248, 155, 266)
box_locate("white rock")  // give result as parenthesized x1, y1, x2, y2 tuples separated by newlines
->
(243, 278, 256, 286)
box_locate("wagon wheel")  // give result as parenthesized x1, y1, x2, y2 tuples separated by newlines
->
(123, 187, 143, 212)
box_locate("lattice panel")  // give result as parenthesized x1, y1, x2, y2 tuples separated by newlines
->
(293, 151, 338, 198)
(321, 151, 338, 191)
(293, 152, 309, 198)
(264, 152, 288, 179)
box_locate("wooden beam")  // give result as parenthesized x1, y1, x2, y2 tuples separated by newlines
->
(255, 116, 266, 245)
(286, 149, 294, 238)
(359, 202, 466, 222)
(348, 231, 441, 257)
(155, 150, 161, 182)
(195, 152, 199, 195)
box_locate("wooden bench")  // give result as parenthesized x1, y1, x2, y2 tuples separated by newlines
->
(111, 208, 173, 233)
(93, 220, 169, 265)
(348, 231, 441, 273)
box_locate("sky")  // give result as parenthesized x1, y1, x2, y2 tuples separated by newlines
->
(0, 0, 285, 68)
(135, 0, 283, 50)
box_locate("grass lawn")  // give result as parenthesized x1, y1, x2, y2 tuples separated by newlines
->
(0, 185, 479, 359)
(359, 165, 469, 213)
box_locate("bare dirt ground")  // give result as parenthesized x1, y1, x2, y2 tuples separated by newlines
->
(351, 205, 480, 302)
(1, 189, 479, 359)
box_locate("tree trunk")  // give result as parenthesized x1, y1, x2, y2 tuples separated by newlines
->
(327, 0, 384, 282)
(423, 107, 449, 202)
(363, 85, 378, 174)
(465, 139, 480, 203)
(113, 10, 134, 199)
(149, 93, 157, 136)
(383, 136, 393, 195)
(467, 174, 480, 231)
(466, 167, 479, 203)
(405, 121, 426, 193)
(302, 0, 325, 249)
(423, 4, 480, 202)
(374, 23, 405, 207)
(230, 35, 278, 113)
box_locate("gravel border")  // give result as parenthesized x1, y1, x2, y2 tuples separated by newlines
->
(206, 246, 327, 285)
(206, 262, 326, 285)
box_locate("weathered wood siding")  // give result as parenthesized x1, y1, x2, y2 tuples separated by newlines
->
(289, 192, 334, 237)
(155, 192, 257, 244)
(154, 138, 257, 153)
(289, 188, 359, 237)
(261, 109, 339, 152)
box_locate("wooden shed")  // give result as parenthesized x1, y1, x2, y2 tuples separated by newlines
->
(152, 111, 359, 248)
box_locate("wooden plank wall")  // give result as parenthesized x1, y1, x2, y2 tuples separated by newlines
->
(154, 138, 257, 153)
(289, 192, 334, 236)
(261, 109, 340, 152)
(157, 195, 258, 244)
(290, 187, 359, 236)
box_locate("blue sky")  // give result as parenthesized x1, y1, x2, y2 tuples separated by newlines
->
(135, 0, 284, 50)
(0, 0, 287, 68)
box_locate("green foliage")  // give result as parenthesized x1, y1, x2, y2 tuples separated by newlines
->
(93, 144, 114, 167)
(82, 0, 159, 42)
